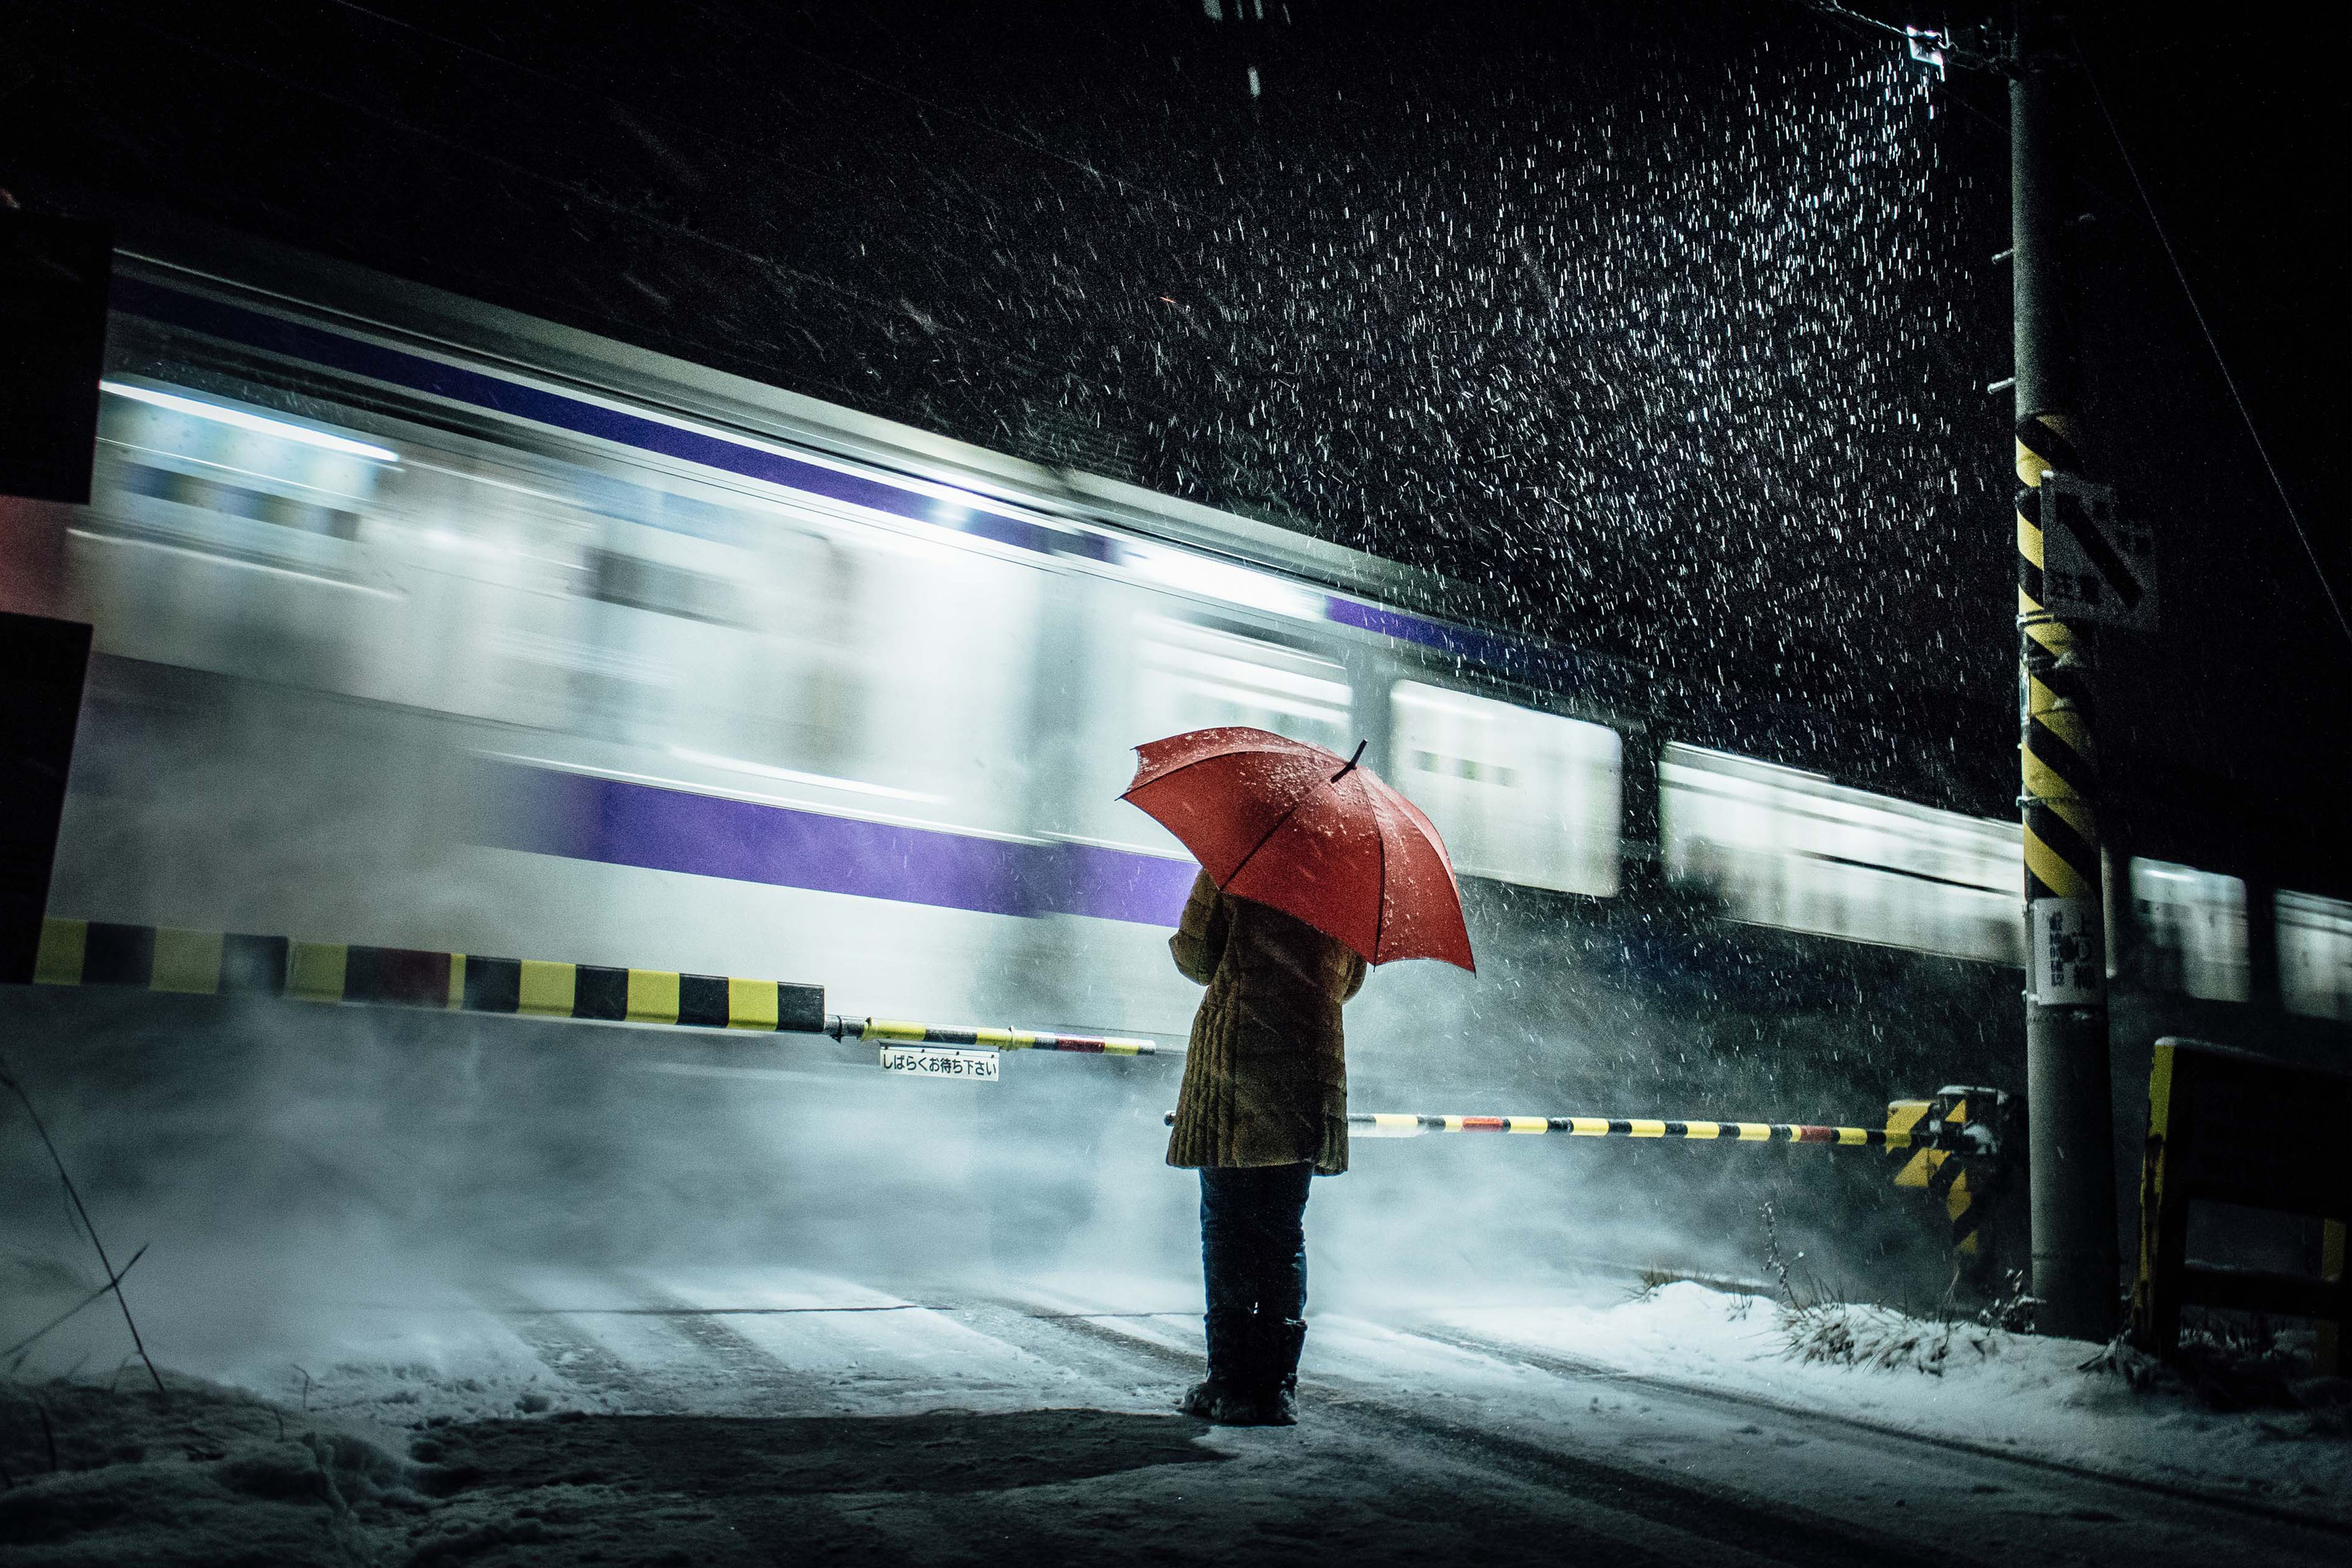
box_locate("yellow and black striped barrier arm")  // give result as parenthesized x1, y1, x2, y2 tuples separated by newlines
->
(30, 916, 825, 1033)
(838, 1017, 1170, 1056)
(1160, 1109, 1973, 1149)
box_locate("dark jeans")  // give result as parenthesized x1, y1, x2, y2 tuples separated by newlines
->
(1199, 1162, 1313, 1322)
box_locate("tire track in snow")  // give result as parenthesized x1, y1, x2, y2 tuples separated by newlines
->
(493, 1276, 1106, 1417)
(1408, 1322, 2352, 1548)
(618, 1279, 806, 1394)
(468, 1283, 692, 1413)
(963, 1295, 1966, 1568)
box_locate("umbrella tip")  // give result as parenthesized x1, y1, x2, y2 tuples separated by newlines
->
(1330, 739, 1368, 783)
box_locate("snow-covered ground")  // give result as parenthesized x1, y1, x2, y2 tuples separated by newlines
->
(5, 1257, 2346, 1566)
(1412, 1281, 2352, 1514)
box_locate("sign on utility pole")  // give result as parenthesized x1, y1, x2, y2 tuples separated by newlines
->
(2039, 475, 2158, 633)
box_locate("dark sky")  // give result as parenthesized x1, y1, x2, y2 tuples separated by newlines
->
(5, 0, 2342, 872)
(2067, 2, 2340, 568)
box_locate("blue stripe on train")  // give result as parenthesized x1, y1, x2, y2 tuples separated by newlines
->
(1325, 598, 1613, 695)
(475, 759, 1198, 927)
(109, 276, 1064, 557)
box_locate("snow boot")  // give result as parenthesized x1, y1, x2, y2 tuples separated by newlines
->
(1180, 1307, 1254, 1420)
(1204, 1314, 1303, 1427)
(1256, 1317, 1306, 1426)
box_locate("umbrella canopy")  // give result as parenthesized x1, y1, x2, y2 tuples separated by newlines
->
(1122, 726, 1475, 971)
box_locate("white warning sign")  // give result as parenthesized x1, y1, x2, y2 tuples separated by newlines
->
(2040, 475, 2157, 632)
(880, 1044, 1000, 1082)
(2030, 897, 2103, 1005)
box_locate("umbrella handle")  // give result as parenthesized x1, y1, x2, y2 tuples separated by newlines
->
(1330, 739, 1367, 783)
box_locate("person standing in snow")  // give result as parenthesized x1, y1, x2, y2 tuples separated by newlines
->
(1164, 865, 1366, 1426)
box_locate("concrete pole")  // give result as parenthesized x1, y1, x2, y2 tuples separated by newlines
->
(2010, 0, 2120, 1341)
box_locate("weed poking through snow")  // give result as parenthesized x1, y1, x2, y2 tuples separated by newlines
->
(1779, 1300, 2004, 1376)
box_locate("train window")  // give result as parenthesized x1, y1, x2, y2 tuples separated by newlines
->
(1389, 682, 1620, 895)
(1133, 616, 1352, 756)
(118, 464, 363, 540)
(2277, 890, 2352, 1022)
(97, 382, 390, 498)
(86, 386, 388, 576)
(1076, 615, 1356, 859)
(1659, 743, 2022, 963)
(2127, 859, 2248, 1003)
(575, 546, 743, 626)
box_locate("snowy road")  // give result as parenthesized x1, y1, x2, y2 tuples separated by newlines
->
(184, 1267, 2343, 1567)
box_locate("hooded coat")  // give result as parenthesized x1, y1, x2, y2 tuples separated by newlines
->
(1164, 869, 1368, 1175)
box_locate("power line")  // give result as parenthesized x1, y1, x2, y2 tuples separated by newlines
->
(670, 18, 1344, 279)
(1791, 1, 1912, 43)
(287, 1, 1335, 419)
(309, 0, 869, 203)
(74, 0, 1193, 434)
(767, 39, 1234, 228)
(317, 0, 1311, 273)
(2067, 26, 2352, 652)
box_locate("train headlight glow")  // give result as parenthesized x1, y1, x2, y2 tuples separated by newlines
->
(100, 381, 400, 463)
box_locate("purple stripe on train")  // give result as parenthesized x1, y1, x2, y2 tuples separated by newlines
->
(479, 761, 1196, 927)
(1049, 842, 1201, 925)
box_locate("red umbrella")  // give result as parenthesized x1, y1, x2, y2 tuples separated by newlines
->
(1121, 726, 1475, 971)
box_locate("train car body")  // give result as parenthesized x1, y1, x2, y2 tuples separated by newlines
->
(3, 234, 2345, 1295)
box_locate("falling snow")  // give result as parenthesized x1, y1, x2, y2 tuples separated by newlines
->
(6, 7, 2015, 796)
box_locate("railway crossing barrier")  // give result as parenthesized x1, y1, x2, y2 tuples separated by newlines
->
(23, 916, 1167, 1057)
(31, 916, 831, 1034)
(26, 913, 2001, 1283)
(828, 1016, 1170, 1056)
(2131, 1038, 2349, 1373)
(1158, 1098, 2013, 1286)
(1161, 1106, 1994, 1155)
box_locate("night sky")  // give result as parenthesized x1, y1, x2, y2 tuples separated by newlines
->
(6, 0, 2342, 877)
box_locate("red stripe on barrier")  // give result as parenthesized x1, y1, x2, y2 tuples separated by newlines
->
(1793, 1125, 1837, 1144)
(1460, 1117, 1509, 1131)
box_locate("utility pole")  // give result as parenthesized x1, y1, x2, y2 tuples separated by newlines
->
(2008, 0, 2119, 1341)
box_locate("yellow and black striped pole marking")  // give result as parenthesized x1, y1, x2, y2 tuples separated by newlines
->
(30, 916, 825, 1034)
(1160, 1109, 1977, 1150)
(842, 1018, 1169, 1057)
(2015, 412, 2105, 997)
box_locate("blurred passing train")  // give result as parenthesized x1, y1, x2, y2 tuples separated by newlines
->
(2, 240, 2345, 1184)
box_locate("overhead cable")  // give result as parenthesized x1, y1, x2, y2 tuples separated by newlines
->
(2068, 28, 2352, 652)
(1795, 1, 1913, 42)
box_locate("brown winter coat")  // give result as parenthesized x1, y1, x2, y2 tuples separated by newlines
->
(1164, 869, 1368, 1175)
